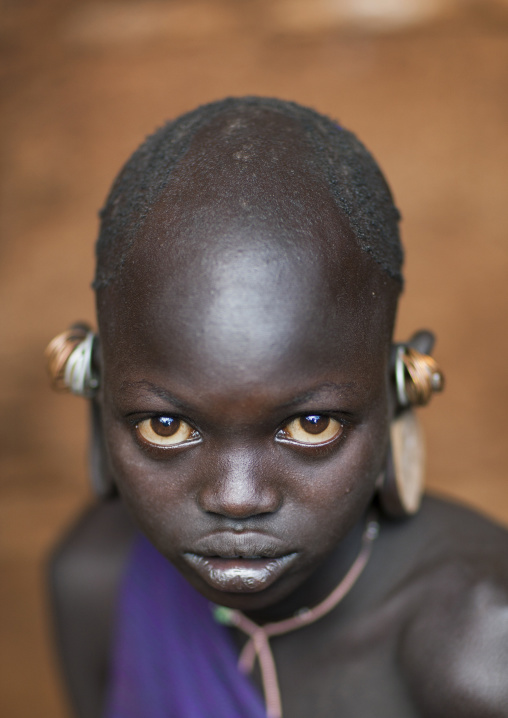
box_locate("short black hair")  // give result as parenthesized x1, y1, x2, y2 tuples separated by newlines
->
(93, 96, 403, 290)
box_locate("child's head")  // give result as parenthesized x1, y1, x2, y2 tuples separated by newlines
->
(94, 98, 405, 612)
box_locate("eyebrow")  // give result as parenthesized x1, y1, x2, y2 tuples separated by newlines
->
(118, 380, 191, 410)
(276, 382, 360, 410)
(118, 379, 360, 413)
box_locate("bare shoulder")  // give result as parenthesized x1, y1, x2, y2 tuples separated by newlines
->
(49, 498, 136, 718)
(395, 496, 508, 717)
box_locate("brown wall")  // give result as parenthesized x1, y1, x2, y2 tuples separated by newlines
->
(1, 1, 508, 715)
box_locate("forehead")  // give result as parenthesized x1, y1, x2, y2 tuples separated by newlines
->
(99, 236, 395, 394)
(98, 112, 398, 384)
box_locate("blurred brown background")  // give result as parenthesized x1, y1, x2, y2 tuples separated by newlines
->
(1, 0, 508, 715)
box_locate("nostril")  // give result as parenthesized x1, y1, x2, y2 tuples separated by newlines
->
(204, 503, 280, 521)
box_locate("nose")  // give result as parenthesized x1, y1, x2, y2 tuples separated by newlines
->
(197, 449, 282, 519)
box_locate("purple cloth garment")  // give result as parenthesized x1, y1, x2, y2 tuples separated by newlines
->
(103, 534, 267, 718)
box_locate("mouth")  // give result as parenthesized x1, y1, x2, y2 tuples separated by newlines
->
(182, 552, 299, 593)
(183, 535, 298, 593)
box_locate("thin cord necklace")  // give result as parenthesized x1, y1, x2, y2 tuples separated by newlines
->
(213, 512, 380, 718)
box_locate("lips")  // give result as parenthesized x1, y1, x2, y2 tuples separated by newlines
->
(183, 532, 298, 593)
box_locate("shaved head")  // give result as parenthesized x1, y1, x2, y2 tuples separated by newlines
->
(98, 107, 399, 386)
(94, 97, 403, 291)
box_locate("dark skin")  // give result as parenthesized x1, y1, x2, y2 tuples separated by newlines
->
(50, 112, 508, 717)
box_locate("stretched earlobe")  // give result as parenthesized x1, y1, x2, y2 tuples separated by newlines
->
(45, 324, 99, 398)
(89, 398, 116, 498)
(378, 409, 425, 517)
(45, 323, 115, 497)
(379, 331, 444, 518)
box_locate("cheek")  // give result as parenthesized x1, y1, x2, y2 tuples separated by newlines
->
(342, 425, 387, 495)
(272, 424, 388, 555)
(295, 419, 387, 500)
(103, 418, 192, 540)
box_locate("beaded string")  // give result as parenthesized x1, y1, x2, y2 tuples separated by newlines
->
(213, 513, 380, 718)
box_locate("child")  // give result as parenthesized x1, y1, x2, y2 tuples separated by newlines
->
(46, 97, 508, 718)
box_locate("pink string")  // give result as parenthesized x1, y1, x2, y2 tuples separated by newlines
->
(223, 514, 380, 718)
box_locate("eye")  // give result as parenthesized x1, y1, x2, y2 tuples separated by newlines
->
(277, 415, 343, 446)
(135, 416, 200, 448)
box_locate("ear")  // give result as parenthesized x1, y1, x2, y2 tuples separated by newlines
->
(406, 329, 435, 355)
(89, 337, 116, 498)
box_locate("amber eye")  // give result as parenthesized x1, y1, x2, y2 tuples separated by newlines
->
(136, 417, 200, 448)
(277, 415, 343, 445)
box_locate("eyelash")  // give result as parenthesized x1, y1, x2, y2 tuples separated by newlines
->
(275, 414, 346, 448)
(132, 414, 201, 452)
(131, 412, 349, 453)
